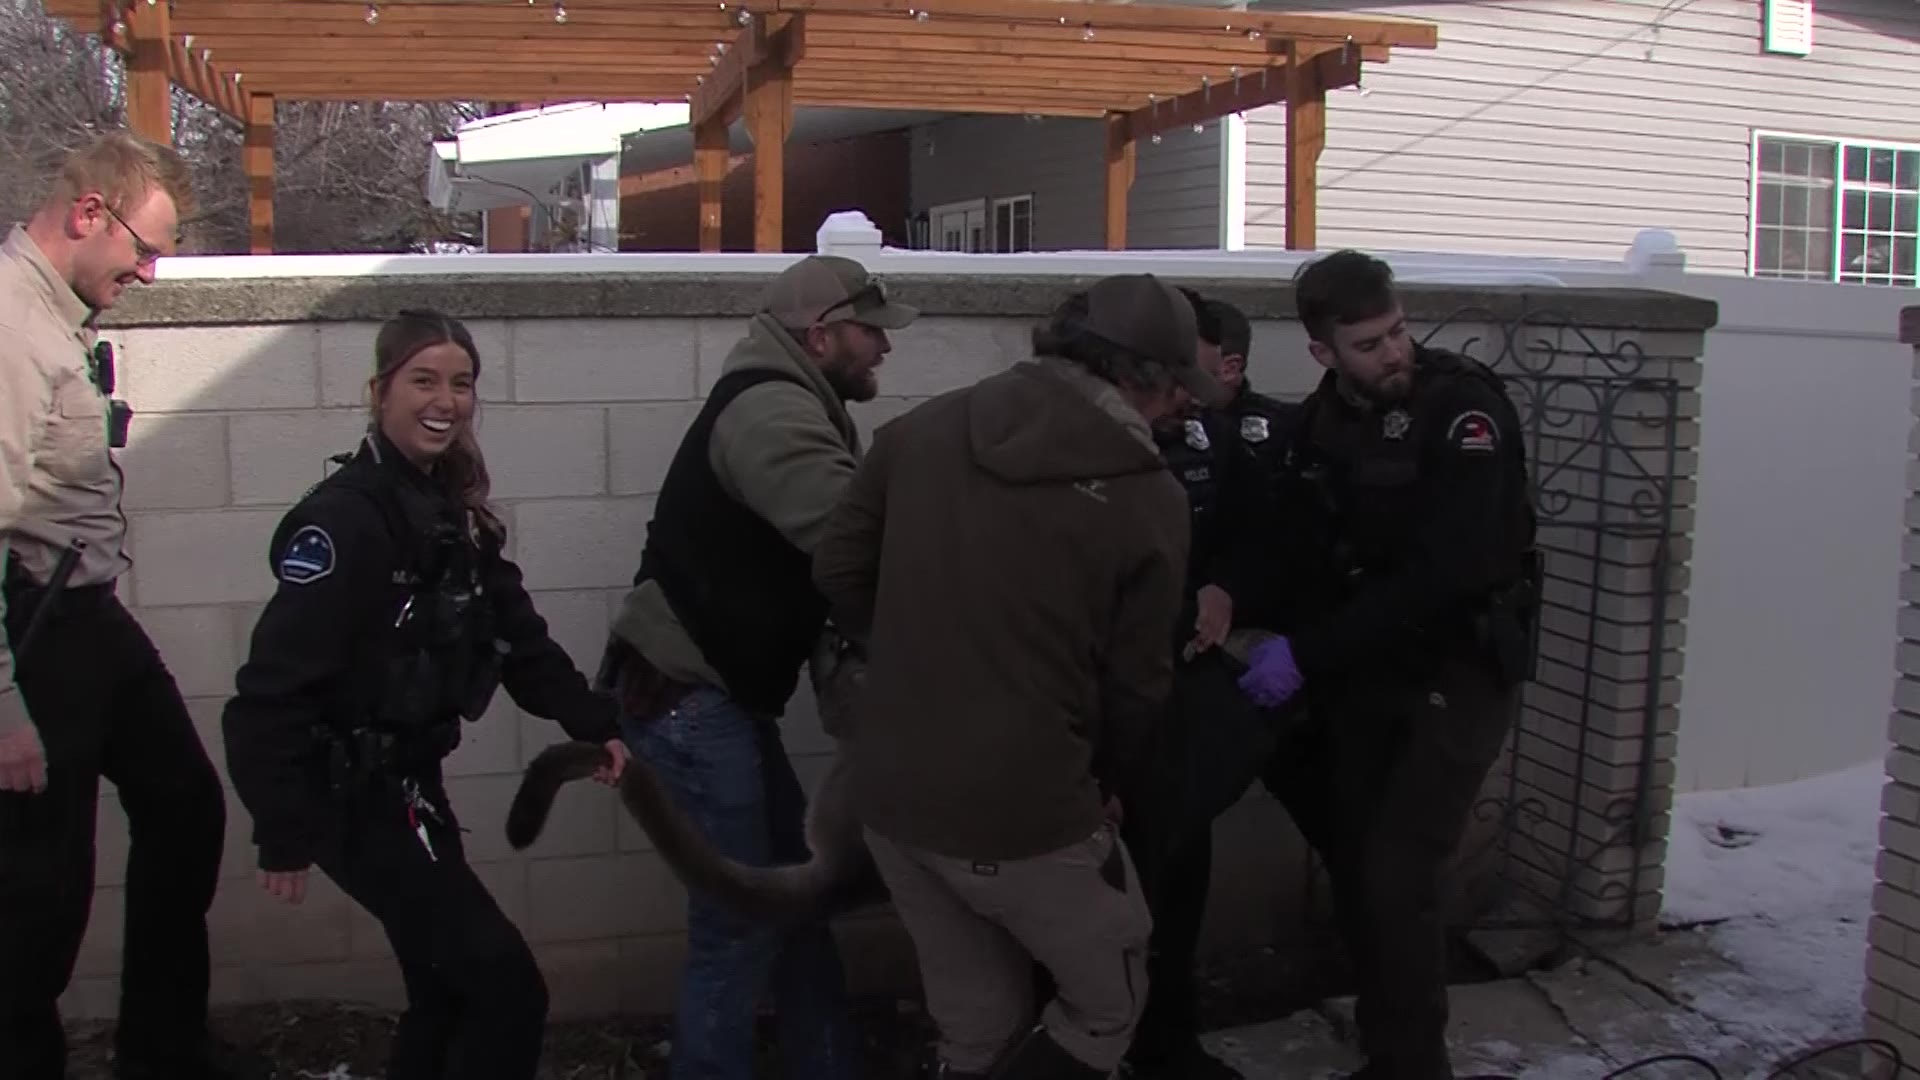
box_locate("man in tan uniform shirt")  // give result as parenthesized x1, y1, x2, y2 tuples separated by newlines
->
(0, 132, 245, 1080)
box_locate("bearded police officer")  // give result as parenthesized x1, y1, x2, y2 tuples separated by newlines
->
(1123, 290, 1297, 1080)
(1240, 251, 1539, 1080)
(0, 132, 248, 1079)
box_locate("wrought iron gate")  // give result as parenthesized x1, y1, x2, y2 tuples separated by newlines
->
(1422, 305, 1688, 936)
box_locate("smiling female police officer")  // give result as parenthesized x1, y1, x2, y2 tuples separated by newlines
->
(221, 308, 631, 1080)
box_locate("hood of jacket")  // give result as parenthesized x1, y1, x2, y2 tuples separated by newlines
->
(966, 357, 1165, 486)
(721, 312, 862, 454)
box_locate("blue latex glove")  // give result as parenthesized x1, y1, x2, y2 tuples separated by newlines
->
(1238, 636, 1304, 708)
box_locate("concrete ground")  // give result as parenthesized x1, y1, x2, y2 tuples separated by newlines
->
(1199, 927, 1893, 1080)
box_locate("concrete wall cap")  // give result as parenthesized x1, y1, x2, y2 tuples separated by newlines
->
(96, 272, 1723, 333)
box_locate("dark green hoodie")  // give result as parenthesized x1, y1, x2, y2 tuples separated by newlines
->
(814, 358, 1190, 861)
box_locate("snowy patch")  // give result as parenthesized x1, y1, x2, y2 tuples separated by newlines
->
(1658, 758, 1885, 1056)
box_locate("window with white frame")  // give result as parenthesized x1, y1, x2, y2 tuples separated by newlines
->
(991, 195, 1033, 253)
(1752, 133, 1919, 286)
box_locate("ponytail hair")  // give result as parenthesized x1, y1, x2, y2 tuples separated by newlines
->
(370, 308, 503, 540)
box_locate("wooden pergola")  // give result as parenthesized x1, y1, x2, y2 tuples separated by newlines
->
(44, 0, 1436, 254)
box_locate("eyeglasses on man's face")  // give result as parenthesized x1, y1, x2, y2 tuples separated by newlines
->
(100, 202, 167, 267)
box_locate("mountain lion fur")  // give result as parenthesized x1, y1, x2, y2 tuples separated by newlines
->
(505, 628, 1277, 923)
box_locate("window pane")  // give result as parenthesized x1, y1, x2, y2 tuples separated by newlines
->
(1844, 189, 1867, 230)
(1785, 184, 1811, 226)
(1842, 231, 1866, 274)
(1812, 141, 1837, 180)
(1870, 191, 1895, 231)
(1760, 138, 1785, 174)
(1898, 195, 1918, 235)
(1871, 148, 1897, 186)
(1901, 151, 1920, 192)
(1894, 236, 1916, 282)
(1807, 228, 1833, 275)
(1846, 145, 1870, 183)
(1755, 226, 1783, 274)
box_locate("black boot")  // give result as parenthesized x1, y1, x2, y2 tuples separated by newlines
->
(990, 1025, 1105, 1079)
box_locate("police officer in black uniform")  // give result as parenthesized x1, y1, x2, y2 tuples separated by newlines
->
(221, 309, 632, 1080)
(1121, 290, 1298, 1080)
(1239, 252, 1539, 1080)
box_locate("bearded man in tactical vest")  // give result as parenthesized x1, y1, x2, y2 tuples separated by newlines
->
(597, 254, 919, 1080)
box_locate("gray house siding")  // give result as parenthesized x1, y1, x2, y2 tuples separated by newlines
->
(1240, 0, 1920, 272)
(909, 114, 1223, 250)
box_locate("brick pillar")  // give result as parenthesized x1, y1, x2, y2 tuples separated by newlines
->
(1868, 304, 1920, 1067)
(1415, 291, 1714, 935)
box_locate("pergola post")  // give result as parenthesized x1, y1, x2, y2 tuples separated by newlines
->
(1103, 111, 1135, 251)
(124, 0, 173, 144)
(687, 11, 804, 253)
(693, 118, 728, 253)
(245, 92, 275, 253)
(1284, 41, 1333, 251)
(745, 55, 793, 253)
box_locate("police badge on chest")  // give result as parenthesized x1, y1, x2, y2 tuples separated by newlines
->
(1184, 419, 1210, 451)
(1382, 409, 1412, 440)
(1240, 415, 1269, 444)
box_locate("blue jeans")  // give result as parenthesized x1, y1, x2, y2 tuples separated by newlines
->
(620, 686, 854, 1080)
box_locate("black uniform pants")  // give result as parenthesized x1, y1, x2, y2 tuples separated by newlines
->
(0, 587, 227, 1080)
(1263, 659, 1515, 1079)
(1124, 650, 1292, 1058)
(312, 775, 549, 1080)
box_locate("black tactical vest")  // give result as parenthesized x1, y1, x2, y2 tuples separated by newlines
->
(324, 450, 505, 744)
(1282, 347, 1536, 614)
(632, 367, 831, 716)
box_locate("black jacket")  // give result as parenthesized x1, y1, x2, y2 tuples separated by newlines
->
(222, 431, 618, 872)
(1154, 410, 1266, 612)
(1270, 346, 1537, 683)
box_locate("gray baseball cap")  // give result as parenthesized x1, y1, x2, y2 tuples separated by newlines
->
(1080, 273, 1230, 408)
(763, 255, 920, 331)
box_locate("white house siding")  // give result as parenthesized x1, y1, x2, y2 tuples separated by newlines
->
(908, 114, 1223, 249)
(1240, 0, 1920, 272)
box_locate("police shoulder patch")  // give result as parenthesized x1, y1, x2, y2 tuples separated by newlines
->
(278, 523, 337, 585)
(1444, 409, 1499, 455)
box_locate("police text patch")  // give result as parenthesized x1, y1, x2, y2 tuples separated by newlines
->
(279, 524, 336, 585)
(1445, 410, 1499, 454)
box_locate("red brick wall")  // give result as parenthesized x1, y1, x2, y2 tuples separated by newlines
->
(618, 128, 911, 252)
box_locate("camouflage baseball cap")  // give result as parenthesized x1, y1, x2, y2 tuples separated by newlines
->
(763, 255, 920, 332)
(1081, 273, 1231, 408)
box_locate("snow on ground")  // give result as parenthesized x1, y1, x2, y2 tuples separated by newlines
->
(1657, 757, 1886, 1054)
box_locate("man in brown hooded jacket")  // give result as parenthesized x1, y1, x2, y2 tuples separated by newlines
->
(813, 274, 1227, 1079)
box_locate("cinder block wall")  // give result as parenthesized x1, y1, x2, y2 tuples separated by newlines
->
(1868, 304, 1920, 1068)
(59, 270, 1714, 1021)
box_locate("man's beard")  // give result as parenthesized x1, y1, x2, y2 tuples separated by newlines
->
(821, 361, 877, 403)
(1337, 368, 1411, 410)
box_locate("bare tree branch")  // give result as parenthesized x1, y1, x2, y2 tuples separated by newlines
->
(1, 0, 486, 253)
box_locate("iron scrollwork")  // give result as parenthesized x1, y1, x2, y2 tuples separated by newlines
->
(1421, 306, 1685, 935)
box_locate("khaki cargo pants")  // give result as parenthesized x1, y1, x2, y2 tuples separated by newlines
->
(864, 822, 1153, 1074)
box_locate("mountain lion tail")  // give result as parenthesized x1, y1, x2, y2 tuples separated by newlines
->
(506, 740, 860, 925)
